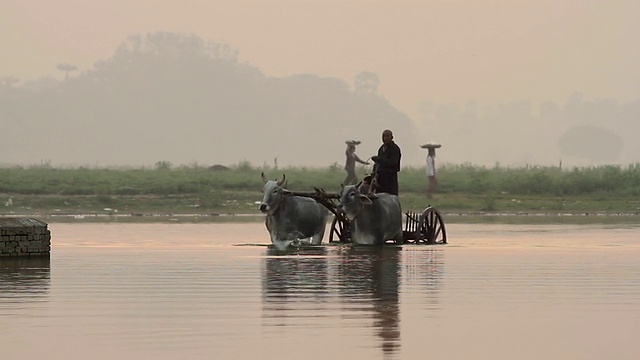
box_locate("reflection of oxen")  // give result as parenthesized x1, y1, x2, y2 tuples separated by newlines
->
(261, 247, 330, 327)
(260, 246, 444, 357)
(335, 246, 402, 357)
(0, 257, 51, 303)
(338, 184, 403, 245)
(260, 173, 329, 250)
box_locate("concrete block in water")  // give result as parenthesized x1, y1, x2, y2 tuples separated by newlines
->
(0, 218, 51, 257)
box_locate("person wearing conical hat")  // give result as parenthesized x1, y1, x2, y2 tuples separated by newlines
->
(344, 140, 369, 185)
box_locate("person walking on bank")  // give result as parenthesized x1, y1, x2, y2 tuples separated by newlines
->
(344, 140, 369, 185)
(421, 143, 441, 198)
(371, 129, 402, 196)
(426, 147, 437, 198)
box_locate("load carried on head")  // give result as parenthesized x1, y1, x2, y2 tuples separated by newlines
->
(421, 141, 441, 160)
(420, 142, 441, 149)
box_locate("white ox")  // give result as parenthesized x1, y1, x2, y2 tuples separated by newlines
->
(338, 184, 403, 245)
(260, 173, 328, 250)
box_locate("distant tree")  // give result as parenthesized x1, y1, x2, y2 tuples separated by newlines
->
(57, 63, 78, 80)
(558, 125, 623, 162)
(0, 32, 421, 167)
(354, 71, 379, 95)
(111, 32, 238, 63)
(88, 32, 249, 87)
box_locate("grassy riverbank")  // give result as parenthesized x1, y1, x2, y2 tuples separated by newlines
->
(1, 163, 639, 216)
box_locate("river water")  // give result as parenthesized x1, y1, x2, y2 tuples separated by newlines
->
(1, 221, 640, 360)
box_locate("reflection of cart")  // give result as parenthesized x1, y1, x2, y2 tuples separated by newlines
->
(288, 188, 447, 245)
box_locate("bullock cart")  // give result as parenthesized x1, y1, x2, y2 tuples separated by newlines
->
(286, 188, 447, 245)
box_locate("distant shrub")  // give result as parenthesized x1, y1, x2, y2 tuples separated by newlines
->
(155, 161, 173, 170)
(234, 160, 253, 171)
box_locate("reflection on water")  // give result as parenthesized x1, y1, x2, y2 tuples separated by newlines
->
(262, 247, 330, 327)
(262, 246, 440, 359)
(0, 257, 51, 304)
(263, 247, 329, 300)
(335, 246, 402, 356)
(403, 247, 444, 311)
(2, 223, 640, 360)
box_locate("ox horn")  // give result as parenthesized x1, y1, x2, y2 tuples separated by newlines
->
(261, 172, 268, 184)
(277, 173, 286, 186)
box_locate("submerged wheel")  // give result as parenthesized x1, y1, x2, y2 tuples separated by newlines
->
(329, 214, 351, 243)
(417, 207, 447, 244)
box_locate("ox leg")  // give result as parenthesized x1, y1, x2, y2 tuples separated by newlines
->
(392, 230, 403, 245)
(310, 223, 326, 245)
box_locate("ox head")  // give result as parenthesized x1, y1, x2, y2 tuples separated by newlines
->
(260, 172, 291, 213)
(338, 183, 377, 221)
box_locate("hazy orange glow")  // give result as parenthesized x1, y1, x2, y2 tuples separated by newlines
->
(3, 0, 639, 121)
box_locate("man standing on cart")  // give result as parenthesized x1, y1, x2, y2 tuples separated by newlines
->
(371, 129, 402, 195)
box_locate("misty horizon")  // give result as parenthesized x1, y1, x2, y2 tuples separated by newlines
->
(2, 1, 639, 168)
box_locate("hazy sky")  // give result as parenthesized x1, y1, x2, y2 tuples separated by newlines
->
(3, 0, 639, 121)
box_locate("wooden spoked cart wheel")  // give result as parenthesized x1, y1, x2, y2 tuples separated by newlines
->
(329, 213, 351, 243)
(417, 207, 447, 244)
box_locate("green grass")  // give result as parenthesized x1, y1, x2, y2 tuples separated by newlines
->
(1, 162, 640, 215)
